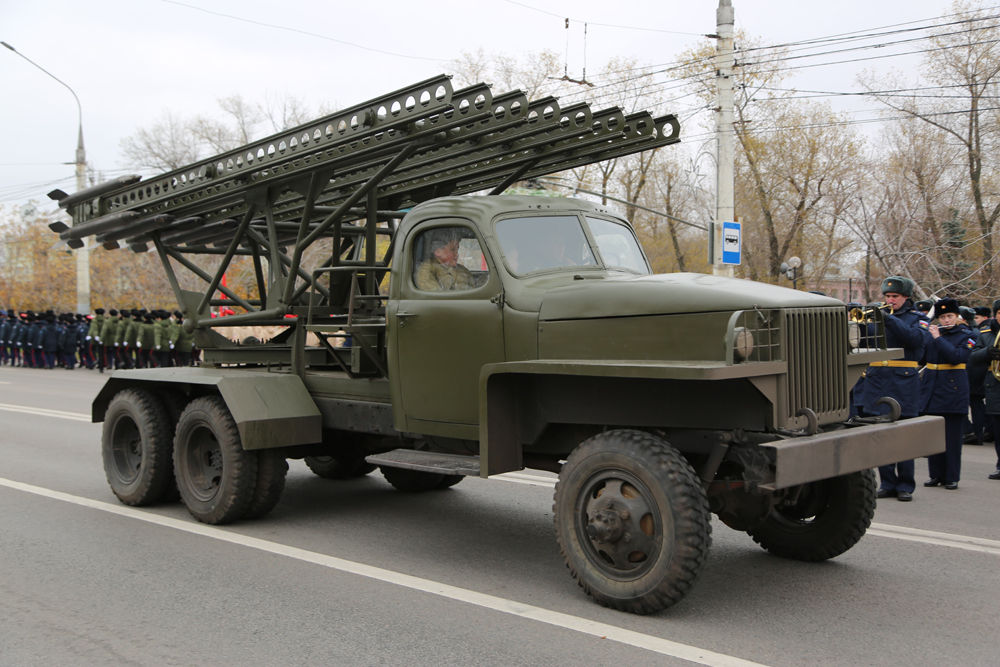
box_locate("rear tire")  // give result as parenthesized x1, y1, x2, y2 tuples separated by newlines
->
(156, 388, 189, 503)
(243, 449, 288, 520)
(102, 388, 174, 506)
(435, 475, 464, 489)
(304, 455, 376, 479)
(380, 467, 445, 492)
(173, 396, 257, 525)
(747, 468, 876, 561)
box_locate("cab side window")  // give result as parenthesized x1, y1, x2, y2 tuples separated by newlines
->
(412, 226, 489, 292)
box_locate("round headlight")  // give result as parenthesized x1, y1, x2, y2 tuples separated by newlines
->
(848, 321, 861, 349)
(734, 327, 755, 361)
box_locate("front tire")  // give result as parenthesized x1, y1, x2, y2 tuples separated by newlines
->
(554, 430, 712, 614)
(102, 388, 174, 506)
(173, 396, 257, 525)
(747, 468, 876, 561)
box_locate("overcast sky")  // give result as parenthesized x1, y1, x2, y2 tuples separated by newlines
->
(0, 0, 959, 216)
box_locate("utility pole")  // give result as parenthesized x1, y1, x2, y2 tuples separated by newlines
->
(713, 0, 736, 278)
(2, 41, 89, 314)
(74, 123, 89, 315)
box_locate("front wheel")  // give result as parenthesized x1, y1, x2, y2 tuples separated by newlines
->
(554, 429, 712, 614)
(173, 396, 258, 525)
(747, 468, 876, 561)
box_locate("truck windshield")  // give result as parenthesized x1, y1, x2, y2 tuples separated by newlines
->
(586, 217, 649, 275)
(496, 215, 596, 274)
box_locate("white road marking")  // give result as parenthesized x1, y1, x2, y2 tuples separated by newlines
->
(0, 476, 768, 667)
(495, 471, 556, 487)
(0, 402, 91, 422)
(869, 523, 1000, 556)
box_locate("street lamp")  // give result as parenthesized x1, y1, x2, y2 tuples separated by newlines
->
(780, 256, 802, 290)
(2, 41, 90, 314)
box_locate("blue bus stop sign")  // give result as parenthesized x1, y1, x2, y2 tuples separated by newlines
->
(721, 221, 741, 265)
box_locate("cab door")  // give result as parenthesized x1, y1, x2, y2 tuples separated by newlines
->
(392, 221, 504, 427)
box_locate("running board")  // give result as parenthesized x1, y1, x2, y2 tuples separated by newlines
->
(366, 449, 481, 476)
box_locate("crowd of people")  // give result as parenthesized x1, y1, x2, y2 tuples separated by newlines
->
(0, 308, 196, 371)
(851, 276, 1000, 500)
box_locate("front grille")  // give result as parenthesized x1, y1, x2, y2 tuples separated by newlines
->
(782, 307, 849, 425)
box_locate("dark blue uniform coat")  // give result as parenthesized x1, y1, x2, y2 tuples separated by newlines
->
(40, 322, 61, 353)
(862, 303, 928, 418)
(922, 323, 975, 484)
(920, 324, 975, 415)
(969, 327, 1000, 471)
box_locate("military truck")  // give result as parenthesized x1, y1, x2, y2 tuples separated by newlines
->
(49, 76, 944, 614)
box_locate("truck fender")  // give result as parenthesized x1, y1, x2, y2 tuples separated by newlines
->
(92, 368, 321, 450)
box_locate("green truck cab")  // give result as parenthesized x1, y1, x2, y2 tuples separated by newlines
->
(55, 76, 944, 614)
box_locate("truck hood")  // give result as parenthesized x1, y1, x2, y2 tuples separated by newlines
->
(537, 272, 842, 321)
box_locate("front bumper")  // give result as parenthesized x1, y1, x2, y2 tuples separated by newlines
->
(761, 415, 945, 489)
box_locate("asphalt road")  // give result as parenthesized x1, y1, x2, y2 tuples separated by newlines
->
(0, 365, 998, 666)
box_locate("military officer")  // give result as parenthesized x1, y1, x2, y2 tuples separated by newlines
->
(153, 310, 173, 367)
(136, 313, 156, 368)
(170, 310, 194, 366)
(969, 301, 1000, 481)
(920, 298, 975, 489)
(965, 306, 995, 445)
(862, 276, 929, 502)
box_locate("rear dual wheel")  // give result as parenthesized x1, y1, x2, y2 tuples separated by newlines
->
(304, 455, 375, 479)
(173, 396, 287, 524)
(102, 388, 175, 506)
(379, 467, 464, 492)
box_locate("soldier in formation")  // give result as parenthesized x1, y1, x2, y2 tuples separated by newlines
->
(0, 307, 196, 371)
(919, 298, 976, 490)
(968, 302, 1000, 481)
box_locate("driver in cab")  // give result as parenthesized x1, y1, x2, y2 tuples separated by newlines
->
(415, 231, 476, 292)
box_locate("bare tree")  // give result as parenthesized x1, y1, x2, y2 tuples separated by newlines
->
(861, 0, 1000, 293)
(448, 48, 563, 100)
(120, 110, 202, 171)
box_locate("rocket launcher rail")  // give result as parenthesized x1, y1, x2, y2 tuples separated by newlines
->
(48, 74, 681, 343)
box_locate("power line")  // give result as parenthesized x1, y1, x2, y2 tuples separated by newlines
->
(157, 0, 447, 62)
(501, 0, 706, 36)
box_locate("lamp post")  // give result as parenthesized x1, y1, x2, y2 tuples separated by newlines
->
(2, 41, 89, 314)
(780, 256, 802, 290)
